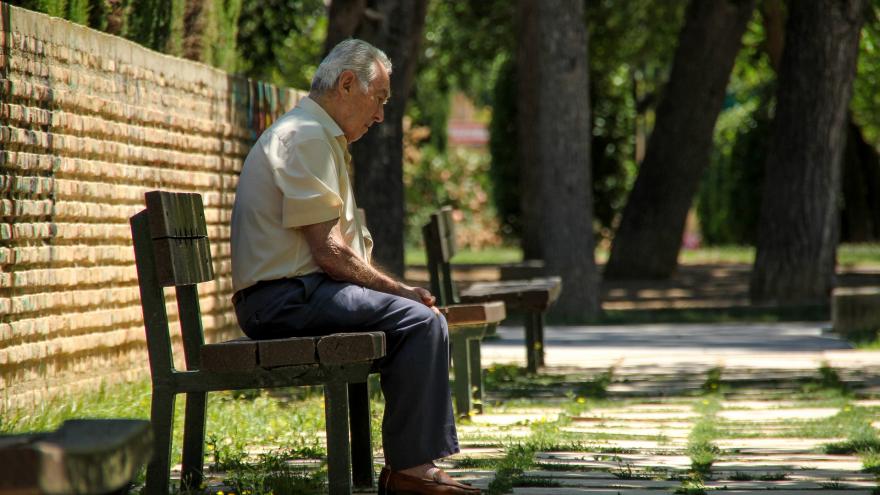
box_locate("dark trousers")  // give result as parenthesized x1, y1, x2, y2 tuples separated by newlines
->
(232, 273, 460, 470)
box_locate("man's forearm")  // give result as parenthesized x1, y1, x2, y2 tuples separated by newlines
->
(321, 237, 407, 297)
(302, 219, 421, 302)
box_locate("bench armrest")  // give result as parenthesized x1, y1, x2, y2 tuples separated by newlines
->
(440, 301, 506, 327)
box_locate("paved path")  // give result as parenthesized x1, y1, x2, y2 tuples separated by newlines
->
(434, 322, 880, 493)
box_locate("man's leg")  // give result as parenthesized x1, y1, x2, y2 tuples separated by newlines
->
(234, 275, 459, 470)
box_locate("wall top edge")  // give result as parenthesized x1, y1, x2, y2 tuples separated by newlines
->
(0, 2, 306, 98)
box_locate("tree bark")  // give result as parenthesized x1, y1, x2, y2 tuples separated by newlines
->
(749, 0, 867, 305)
(603, 0, 754, 280)
(325, 0, 428, 276)
(761, 0, 880, 244)
(516, 0, 600, 320)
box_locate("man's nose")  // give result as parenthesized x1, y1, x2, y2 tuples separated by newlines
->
(374, 104, 384, 123)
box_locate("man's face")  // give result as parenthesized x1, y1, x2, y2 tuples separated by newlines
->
(338, 62, 390, 143)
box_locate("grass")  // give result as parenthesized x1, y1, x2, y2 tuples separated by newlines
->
(1, 379, 357, 494)
(406, 243, 880, 268)
(405, 245, 522, 266)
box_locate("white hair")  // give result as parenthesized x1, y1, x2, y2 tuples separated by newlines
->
(310, 39, 392, 96)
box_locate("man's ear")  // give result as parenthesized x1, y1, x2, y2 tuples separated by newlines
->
(337, 70, 357, 96)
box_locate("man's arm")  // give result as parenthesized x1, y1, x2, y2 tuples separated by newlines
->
(301, 218, 436, 307)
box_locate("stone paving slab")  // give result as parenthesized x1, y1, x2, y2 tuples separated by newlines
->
(718, 408, 840, 421)
(714, 437, 846, 452)
(562, 425, 691, 439)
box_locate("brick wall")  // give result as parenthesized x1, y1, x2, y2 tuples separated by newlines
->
(0, 4, 303, 411)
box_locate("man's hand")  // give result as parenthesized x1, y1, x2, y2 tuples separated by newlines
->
(399, 284, 441, 315)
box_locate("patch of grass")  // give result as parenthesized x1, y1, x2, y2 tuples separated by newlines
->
(687, 396, 721, 478)
(851, 332, 880, 350)
(511, 476, 561, 487)
(701, 367, 723, 395)
(451, 457, 498, 469)
(838, 243, 880, 268)
(220, 449, 327, 495)
(574, 369, 614, 400)
(673, 479, 707, 495)
(486, 444, 536, 495)
(533, 462, 593, 472)
(612, 461, 656, 480)
(405, 246, 523, 265)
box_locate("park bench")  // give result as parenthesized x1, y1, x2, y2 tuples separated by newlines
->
(424, 207, 562, 373)
(130, 191, 384, 495)
(0, 419, 152, 495)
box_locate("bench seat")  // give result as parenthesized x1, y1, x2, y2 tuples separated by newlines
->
(0, 419, 152, 495)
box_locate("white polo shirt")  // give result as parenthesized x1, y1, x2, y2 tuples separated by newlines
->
(230, 96, 373, 292)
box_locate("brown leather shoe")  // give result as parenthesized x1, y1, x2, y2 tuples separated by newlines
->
(378, 467, 481, 495)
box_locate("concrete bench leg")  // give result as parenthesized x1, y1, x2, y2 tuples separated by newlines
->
(535, 312, 546, 368)
(145, 388, 175, 495)
(348, 381, 373, 489)
(451, 333, 472, 417)
(524, 311, 546, 372)
(324, 381, 353, 495)
(181, 391, 207, 491)
(468, 338, 483, 414)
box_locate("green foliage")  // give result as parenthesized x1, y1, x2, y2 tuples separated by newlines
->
(852, 3, 880, 144)
(235, 0, 325, 89)
(200, 0, 244, 73)
(126, 0, 184, 54)
(697, 11, 776, 245)
(483, 0, 686, 242)
(488, 58, 519, 238)
(403, 143, 501, 249)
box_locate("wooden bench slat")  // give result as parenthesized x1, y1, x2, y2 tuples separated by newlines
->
(200, 339, 258, 372)
(258, 337, 319, 367)
(0, 419, 152, 495)
(461, 276, 563, 311)
(146, 190, 208, 239)
(317, 332, 386, 365)
(153, 236, 214, 286)
(441, 301, 506, 327)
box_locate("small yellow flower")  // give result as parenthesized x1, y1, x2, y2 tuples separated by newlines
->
(702, 399, 710, 405)
(577, 397, 586, 404)
(217, 491, 224, 495)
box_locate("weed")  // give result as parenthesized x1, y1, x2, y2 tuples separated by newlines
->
(574, 369, 614, 400)
(486, 444, 536, 495)
(701, 367, 723, 395)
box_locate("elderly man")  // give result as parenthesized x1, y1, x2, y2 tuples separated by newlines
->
(230, 39, 478, 495)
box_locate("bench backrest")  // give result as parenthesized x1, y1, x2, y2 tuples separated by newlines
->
(130, 191, 214, 381)
(422, 206, 459, 306)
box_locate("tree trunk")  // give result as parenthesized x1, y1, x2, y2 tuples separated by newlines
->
(323, 0, 366, 55)
(516, 0, 600, 320)
(761, 0, 880, 244)
(749, 0, 867, 305)
(604, 0, 754, 280)
(325, 0, 428, 276)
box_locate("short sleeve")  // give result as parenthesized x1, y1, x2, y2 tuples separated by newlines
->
(269, 136, 344, 228)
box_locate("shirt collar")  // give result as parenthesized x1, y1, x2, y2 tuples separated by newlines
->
(297, 96, 345, 139)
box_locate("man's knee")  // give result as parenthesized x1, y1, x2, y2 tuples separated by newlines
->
(402, 301, 448, 341)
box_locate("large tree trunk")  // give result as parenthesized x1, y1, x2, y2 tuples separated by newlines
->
(325, 0, 428, 276)
(761, 0, 880, 244)
(604, 0, 754, 280)
(516, 0, 600, 320)
(749, 0, 867, 305)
